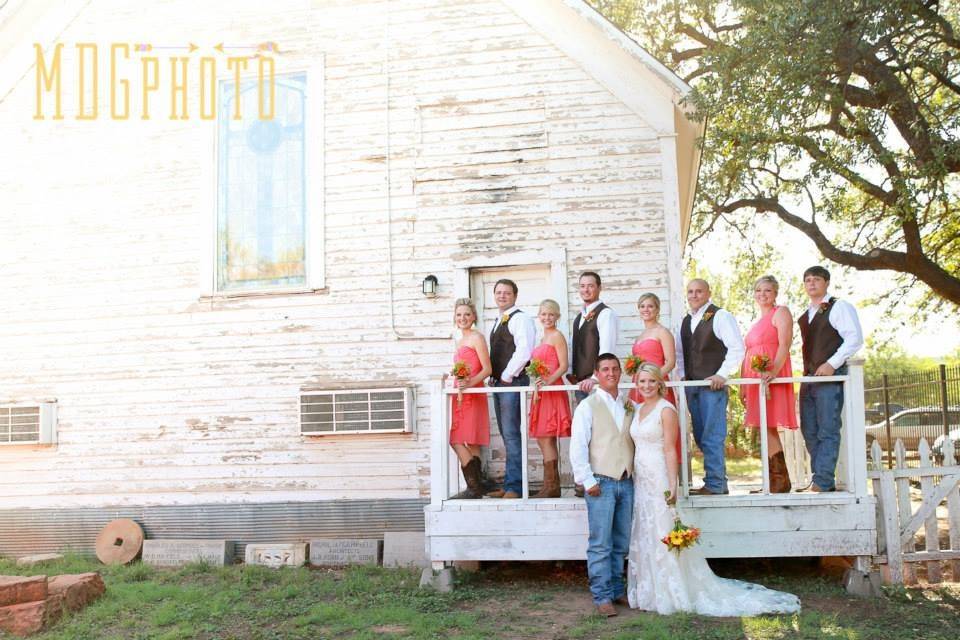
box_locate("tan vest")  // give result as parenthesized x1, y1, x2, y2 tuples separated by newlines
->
(587, 394, 635, 479)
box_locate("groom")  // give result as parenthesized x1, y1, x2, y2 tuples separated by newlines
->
(570, 353, 635, 617)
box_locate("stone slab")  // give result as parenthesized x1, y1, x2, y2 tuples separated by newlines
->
(308, 539, 381, 566)
(16, 554, 63, 567)
(142, 540, 233, 567)
(244, 543, 307, 568)
(382, 532, 428, 568)
(0, 597, 60, 637)
(0, 576, 47, 608)
(47, 573, 106, 612)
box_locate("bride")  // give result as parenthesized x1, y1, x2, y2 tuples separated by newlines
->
(626, 363, 801, 616)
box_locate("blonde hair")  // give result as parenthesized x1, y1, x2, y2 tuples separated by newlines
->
(453, 298, 478, 326)
(754, 275, 779, 293)
(539, 298, 561, 315)
(637, 362, 667, 397)
(636, 292, 661, 318)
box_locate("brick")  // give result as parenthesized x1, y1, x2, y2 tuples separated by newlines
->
(0, 576, 47, 608)
(47, 573, 105, 612)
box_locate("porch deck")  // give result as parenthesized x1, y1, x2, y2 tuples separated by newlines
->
(425, 361, 876, 568)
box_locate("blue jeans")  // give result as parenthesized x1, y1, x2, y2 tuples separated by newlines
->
(492, 374, 528, 494)
(684, 386, 728, 493)
(585, 475, 634, 605)
(799, 366, 846, 491)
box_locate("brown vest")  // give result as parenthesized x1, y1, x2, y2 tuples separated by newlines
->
(571, 302, 608, 381)
(680, 304, 727, 380)
(587, 394, 635, 480)
(798, 298, 843, 374)
(490, 309, 525, 381)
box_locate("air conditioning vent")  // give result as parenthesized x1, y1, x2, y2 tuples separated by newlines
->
(300, 388, 413, 435)
(0, 402, 57, 445)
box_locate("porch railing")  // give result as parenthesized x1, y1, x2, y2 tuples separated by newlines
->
(428, 359, 868, 506)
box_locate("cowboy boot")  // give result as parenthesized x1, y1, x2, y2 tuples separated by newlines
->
(451, 458, 483, 499)
(533, 459, 561, 498)
(475, 456, 496, 493)
(769, 451, 792, 493)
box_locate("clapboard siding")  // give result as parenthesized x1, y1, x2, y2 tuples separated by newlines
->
(0, 0, 690, 508)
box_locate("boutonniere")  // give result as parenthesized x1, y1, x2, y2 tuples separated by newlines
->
(817, 302, 830, 315)
(701, 310, 715, 322)
(583, 311, 596, 322)
(501, 313, 511, 325)
(623, 399, 635, 415)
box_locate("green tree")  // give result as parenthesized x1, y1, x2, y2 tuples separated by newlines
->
(592, 0, 960, 312)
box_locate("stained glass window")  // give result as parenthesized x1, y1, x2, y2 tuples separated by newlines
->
(217, 72, 307, 291)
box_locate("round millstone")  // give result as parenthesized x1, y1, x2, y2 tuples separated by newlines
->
(94, 519, 144, 565)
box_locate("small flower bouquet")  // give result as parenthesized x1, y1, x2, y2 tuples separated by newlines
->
(451, 360, 470, 405)
(624, 355, 645, 376)
(750, 354, 772, 399)
(660, 498, 701, 555)
(526, 359, 550, 404)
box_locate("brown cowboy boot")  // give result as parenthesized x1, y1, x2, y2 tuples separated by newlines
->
(451, 458, 483, 499)
(533, 459, 561, 498)
(769, 451, 792, 493)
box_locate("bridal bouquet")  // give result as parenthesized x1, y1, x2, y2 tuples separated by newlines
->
(661, 496, 701, 554)
(750, 354, 772, 399)
(451, 360, 470, 405)
(624, 355, 645, 376)
(526, 359, 550, 404)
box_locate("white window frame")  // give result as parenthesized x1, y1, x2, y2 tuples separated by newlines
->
(300, 387, 415, 436)
(200, 57, 325, 298)
(0, 401, 57, 446)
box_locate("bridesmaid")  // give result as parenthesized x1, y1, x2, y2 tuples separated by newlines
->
(741, 275, 798, 493)
(528, 299, 572, 498)
(448, 298, 492, 499)
(629, 293, 679, 459)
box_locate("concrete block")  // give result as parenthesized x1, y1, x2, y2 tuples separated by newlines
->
(142, 540, 233, 567)
(244, 543, 307, 568)
(382, 532, 428, 568)
(309, 539, 381, 566)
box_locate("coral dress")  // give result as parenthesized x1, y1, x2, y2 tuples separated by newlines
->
(629, 337, 680, 460)
(528, 343, 572, 438)
(450, 345, 490, 446)
(628, 338, 677, 406)
(741, 307, 798, 429)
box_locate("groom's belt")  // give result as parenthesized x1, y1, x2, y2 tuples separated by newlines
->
(594, 471, 630, 481)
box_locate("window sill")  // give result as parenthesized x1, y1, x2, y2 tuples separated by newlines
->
(0, 443, 57, 450)
(199, 287, 329, 303)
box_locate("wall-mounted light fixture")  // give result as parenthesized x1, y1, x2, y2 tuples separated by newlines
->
(422, 274, 438, 297)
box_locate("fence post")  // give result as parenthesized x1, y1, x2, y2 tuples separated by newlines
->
(940, 364, 950, 441)
(882, 374, 893, 469)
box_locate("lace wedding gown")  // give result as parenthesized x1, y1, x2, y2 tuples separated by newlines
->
(626, 398, 801, 616)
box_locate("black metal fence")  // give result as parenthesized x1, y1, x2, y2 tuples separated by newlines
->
(864, 364, 960, 467)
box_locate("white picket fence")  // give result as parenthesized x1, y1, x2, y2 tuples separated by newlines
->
(870, 437, 960, 584)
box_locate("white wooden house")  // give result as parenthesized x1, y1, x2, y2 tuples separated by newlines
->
(0, 0, 703, 556)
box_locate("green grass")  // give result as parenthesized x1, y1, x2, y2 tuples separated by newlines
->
(1, 555, 958, 639)
(692, 454, 763, 483)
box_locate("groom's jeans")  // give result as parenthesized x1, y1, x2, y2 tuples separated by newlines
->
(584, 474, 634, 605)
(492, 374, 528, 495)
(685, 386, 728, 493)
(799, 365, 847, 491)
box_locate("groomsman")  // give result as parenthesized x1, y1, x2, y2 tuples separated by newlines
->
(569, 272, 620, 402)
(487, 278, 537, 499)
(798, 266, 863, 492)
(676, 279, 745, 496)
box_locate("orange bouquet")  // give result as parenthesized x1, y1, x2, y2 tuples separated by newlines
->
(526, 359, 551, 404)
(451, 360, 470, 405)
(750, 354, 772, 399)
(660, 497, 701, 555)
(624, 355, 645, 376)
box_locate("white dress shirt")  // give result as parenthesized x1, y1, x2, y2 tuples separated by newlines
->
(569, 388, 630, 490)
(498, 306, 537, 382)
(674, 300, 746, 380)
(804, 295, 864, 370)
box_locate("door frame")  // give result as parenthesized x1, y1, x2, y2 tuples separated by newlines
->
(452, 248, 569, 332)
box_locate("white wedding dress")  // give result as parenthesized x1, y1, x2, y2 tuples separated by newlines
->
(626, 398, 801, 616)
